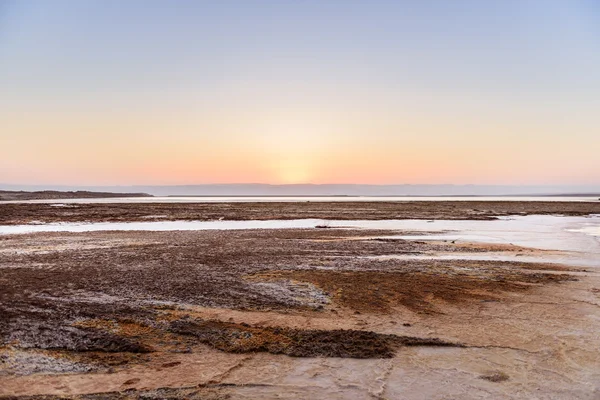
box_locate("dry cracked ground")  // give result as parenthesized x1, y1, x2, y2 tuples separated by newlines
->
(1, 202, 600, 399)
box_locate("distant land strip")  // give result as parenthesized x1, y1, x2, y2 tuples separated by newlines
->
(0, 190, 153, 201)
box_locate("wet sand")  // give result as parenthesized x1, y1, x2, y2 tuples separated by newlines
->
(1, 204, 600, 399)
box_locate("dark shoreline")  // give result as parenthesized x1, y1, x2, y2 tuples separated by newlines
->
(0, 190, 152, 202)
(1, 201, 599, 225)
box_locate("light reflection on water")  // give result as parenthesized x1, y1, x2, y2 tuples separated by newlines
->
(0, 215, 598, 252)
(570, 226, 600, 237)
(0, 215, 598, 268)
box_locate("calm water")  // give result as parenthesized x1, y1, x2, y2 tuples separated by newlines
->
(571, 225, 600, 237)
(3, 196, 599, 204)
(0, 214, 597, 248)
(2, 215, 599, 268)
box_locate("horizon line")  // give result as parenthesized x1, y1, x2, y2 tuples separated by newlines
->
(3, 183, 600, 188)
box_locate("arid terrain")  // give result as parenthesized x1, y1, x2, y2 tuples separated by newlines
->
(1, 202, 599, 399)
(1, 200, 600, 225)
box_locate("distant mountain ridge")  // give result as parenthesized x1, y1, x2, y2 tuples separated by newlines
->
(1, 184, 599, 197)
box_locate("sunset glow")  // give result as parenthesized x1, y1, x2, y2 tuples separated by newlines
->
(1, 1, 599, 186)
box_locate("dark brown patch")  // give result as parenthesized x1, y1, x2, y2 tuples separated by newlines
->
(160, 361, 181, 368)
(168, 319, 461, 358)
(0, 386, 229, 399)
(480, 371, 510, 382)
(252, 268, 574, 313)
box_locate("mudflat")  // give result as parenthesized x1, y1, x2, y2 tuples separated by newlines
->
(1, 203, 599, 399)
(1, 200, 600, 225)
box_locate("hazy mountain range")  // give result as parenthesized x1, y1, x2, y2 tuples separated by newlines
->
(1, 184, 599, 197)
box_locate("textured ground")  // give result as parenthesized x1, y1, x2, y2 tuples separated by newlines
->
(1, 203, 599, 399)
(1, 200, 600, 225)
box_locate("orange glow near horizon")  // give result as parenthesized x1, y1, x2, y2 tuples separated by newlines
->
(1, 1, 600, 187)
(2, 105, 599, 186)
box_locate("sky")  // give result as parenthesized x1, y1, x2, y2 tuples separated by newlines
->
(1, 0, 599, 186)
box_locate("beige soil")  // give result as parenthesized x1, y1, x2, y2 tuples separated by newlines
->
(1, 205, 599, 399)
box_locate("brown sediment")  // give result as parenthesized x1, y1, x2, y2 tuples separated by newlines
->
(70, 319, 197, 355)
(0, 226, 587, 398)
(249, 267, 575, 314)
(0, 386, 229, 399)
(441, 241, 552, 253)
(167, 319, 461, 358)
(0, 230, 575, 356)
(1, 200, 599, 225)
(480, 371, 510, 382)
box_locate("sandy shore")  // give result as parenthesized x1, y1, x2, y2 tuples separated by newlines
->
(1, 203, 599, 399)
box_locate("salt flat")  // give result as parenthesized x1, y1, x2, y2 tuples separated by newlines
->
(1, 202, 599, 399)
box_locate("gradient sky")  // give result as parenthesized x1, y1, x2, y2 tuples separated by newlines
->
(1, 0, 599, 185)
